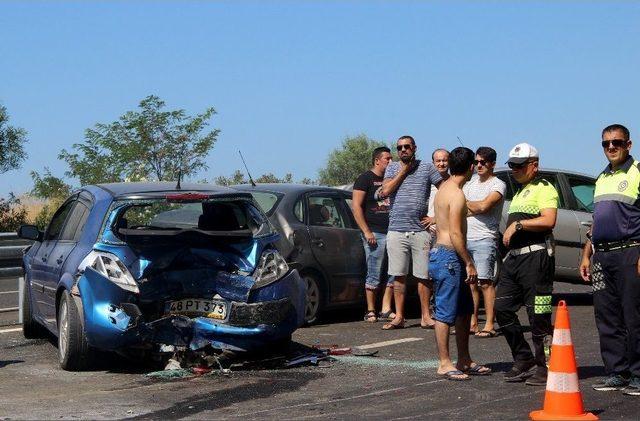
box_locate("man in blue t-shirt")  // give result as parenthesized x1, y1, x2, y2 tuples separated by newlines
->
(380, 135, 443, 330)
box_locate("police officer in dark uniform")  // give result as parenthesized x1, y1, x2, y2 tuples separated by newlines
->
(496, 142, 559, 386)
(580, 124, 640, 396)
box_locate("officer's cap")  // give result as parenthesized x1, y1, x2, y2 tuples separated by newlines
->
(507, 142, 539, 164)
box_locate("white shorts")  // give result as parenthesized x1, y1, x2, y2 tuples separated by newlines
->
(386, 230, 431, 279)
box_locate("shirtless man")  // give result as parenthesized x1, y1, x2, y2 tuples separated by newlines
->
(430, 147, 491, 380)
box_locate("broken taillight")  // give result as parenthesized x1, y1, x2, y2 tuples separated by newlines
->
(166, 193, 210, 202)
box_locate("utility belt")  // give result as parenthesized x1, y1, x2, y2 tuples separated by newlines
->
(594, 240, 640, 252)
(507, 235, 555, 258)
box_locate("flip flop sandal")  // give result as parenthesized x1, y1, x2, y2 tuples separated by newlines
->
(462, 364, 492, 376)
(364, 311, 377, 323)
(378, 310, 396, 321)
(382, 322, 405, 330)
(476, 330, 497, 338)
(437, 369, 470, 381)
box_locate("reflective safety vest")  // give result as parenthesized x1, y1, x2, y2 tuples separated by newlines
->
(592, 156, 640, 243)
(507, 178, 559, 249)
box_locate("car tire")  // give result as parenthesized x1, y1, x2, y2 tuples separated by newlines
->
(22, 281, 44, 339)
(58, 291, 93, 371)
(302, 272, 324, 325)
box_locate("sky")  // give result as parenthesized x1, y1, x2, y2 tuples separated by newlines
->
(1, 1, 639, 197)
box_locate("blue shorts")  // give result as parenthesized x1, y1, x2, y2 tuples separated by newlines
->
(467, 239, 498, 282)
(428, 245, 474, 325)
(363, 232, 395, 290)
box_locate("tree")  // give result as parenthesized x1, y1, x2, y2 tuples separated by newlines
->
(30, 168, 73, 200)
(255, 173, 293, 183)
(0, 194, 28, 232)
(318, 134, 387, 186)
(0, 104, 28, 174)
(59, 95, 219, 185)
(213, 170, 302, 186)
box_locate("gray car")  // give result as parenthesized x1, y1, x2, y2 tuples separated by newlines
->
(233, 184, 366, 323)
(495, 168, 595, 281)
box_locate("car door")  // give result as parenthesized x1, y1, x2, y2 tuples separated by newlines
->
(306, 192, 362, 304)
(29, 198, 76, 318)
(44, 199, 91, 323)
(565, 174, 596, 264)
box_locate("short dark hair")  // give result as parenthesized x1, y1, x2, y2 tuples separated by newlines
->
(372, 146, 391, 165)
(449, 147, 475, 175)
(475, 146, 497, 163)
(397, 135, 415, 146)
(602, 124, 630, 141)
(431, 148, 449, 161)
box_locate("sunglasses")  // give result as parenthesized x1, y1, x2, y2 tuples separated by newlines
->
(601, 139, 628, 149)
(508, 161, 532, 170)
(396, 144, 412, 151)
(473, 159, 492, 166)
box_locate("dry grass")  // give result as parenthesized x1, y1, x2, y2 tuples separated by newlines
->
(15, 194, 47, 224)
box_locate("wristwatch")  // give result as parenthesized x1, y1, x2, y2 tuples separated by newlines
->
(515, 221, 524, 231)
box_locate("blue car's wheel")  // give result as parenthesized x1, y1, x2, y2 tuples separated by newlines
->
(58, 291, 93, 371)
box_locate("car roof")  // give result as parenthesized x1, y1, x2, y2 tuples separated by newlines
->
(494, 167, 597, 180)
(95, 182, 242, 198)
(233, 183, 350, 194)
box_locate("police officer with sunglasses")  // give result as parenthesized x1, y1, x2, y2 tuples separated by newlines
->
(495, 142, 559, 386)
(580, 124, 640, 395)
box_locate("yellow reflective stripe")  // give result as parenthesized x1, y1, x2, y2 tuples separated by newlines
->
(534, 295, 552, 305)
(535, 305, 552, 314)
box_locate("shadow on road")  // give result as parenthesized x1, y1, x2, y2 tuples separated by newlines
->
(0, 359, 24, 368)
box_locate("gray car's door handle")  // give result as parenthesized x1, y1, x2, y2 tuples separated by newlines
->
(56, 255, 64, 265)
(580, 222, 593, 227)
(41, 255, 48, 262)
(311, 239, 325, 248)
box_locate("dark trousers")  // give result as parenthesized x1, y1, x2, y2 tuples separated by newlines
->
(592, 247, 640, 377)
(495, 249, 554, 368)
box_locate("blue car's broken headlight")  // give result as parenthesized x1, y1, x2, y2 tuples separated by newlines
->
(79, 251, 140, 294)
(252, 250, 289, 289)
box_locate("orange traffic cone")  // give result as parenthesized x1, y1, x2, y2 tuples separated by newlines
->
(530, 300, 598, 421)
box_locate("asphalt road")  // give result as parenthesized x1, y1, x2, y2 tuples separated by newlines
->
(0, 277, 19, 326)
(1, 282, 639, 420)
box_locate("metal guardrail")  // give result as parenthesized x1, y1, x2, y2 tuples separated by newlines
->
(0, 232, 31, 277)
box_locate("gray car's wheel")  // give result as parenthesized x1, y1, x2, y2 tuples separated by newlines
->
(303, 273, 324, 325)
(22, 280, 44, 339)
(58, 292, 93, 371)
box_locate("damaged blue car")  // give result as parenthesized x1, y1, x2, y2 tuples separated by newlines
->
(18, 182, 306, 371)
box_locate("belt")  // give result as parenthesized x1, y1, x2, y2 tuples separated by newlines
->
(508, 243, 546, 256)
(594, 240, 640, 252)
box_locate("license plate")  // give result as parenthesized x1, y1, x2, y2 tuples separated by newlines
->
(166, 299, 228, 320)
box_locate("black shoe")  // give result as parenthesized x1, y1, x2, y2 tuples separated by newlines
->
(525, 367, 548, 386)
(592, 374, 630, 391)
(504, 359, 536, 383)
(623, 377, 640, 396)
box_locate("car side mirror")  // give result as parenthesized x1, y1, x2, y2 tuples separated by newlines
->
(17, 225, 43, 242)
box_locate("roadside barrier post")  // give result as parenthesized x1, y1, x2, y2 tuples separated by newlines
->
(18, 276, 24, 324)
(529, 300, 597, 420)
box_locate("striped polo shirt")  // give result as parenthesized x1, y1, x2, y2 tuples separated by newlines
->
(384, 160, 442, 232)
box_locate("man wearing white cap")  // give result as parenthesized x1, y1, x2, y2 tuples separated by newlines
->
(495, 143, 559, 386)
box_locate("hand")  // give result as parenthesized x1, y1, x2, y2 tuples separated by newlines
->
(503, 222, 517, 248)
(420, 216, 434, 229)
(364, 231, 377, 246)
(579, 257, 591, 282)
(399, 158, 417, 174)
(465, 262, 478, 284)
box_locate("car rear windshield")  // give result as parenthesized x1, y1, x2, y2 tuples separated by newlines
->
(110, 198, 274, 238)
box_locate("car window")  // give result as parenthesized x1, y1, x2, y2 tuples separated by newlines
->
(60, 202, 90, 241)
(248, 191, 282, 216)
(294, 198, 304, 223)
(307, 196, 346, 228)
(567, 176, 596, 213)
(46, 200, 75, 241)
(495, 172, 515, 200)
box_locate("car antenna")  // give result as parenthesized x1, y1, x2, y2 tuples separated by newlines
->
(238, 150, 256, 187)
(456, 136, 465, 147)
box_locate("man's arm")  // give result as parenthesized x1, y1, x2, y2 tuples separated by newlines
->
(503, 208, 558, 247)
(449, 192, 478, 283)
(467, 191, 503, 215)
(351, 189, 376, 245)
(579, 238, 593, 282)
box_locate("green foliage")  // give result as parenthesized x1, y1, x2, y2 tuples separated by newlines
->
(0, 194, 29, 232)
(213, 170, 309, 186)
(318, 134, 387, 186)
(30, 168, 73, 200)
(0, 104, 28, 174)
(59, 95, 219, 185)
(214, 170, 247, 186)
(255, 173, 293, 183)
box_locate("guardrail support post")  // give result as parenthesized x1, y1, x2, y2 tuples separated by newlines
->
(18, 276, 24, 324)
